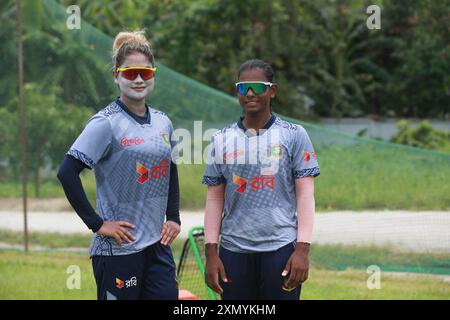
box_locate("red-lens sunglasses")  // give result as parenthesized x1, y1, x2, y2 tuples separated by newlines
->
(116, 67, 156, 81)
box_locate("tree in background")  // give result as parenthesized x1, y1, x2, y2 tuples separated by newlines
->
(295, 0, 390, 117)
(25, 0, 116, 108)
(381, 0, 450, 118)
(2, 84, 92, 197)
(57, 0, 450, 120)
(0, 0, 18, 107)
(0, 0, 115, 192)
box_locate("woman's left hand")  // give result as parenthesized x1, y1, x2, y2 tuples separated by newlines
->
(282, 242, 310, 290)
(160, 221, 181, 245)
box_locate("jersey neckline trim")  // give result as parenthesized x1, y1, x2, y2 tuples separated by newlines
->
(115, 98, 151, 126)
(237, 114, 276, 135)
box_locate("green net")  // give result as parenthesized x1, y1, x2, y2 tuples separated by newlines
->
(0, 0, 449, 300)
(177, 227, 218, 300)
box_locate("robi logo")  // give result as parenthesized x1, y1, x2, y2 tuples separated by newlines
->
(233, 175, 247, 194)
(302, 150, 317, 162)
(116, 278, 124, 289)
(136, 160, 169, 184)
(116, 276, 137, 289)
(232, 174, 275, 193)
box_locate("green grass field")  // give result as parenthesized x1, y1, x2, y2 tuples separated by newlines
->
(0, 250, 449, 300)
(1, 230, 449, 275)
(0, 229, 450, 275)
(0, 230, 93, 249)
(315, 143, 450, 211)
(0, 231, 449, 300)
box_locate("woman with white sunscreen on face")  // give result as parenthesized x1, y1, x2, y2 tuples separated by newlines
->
(57, 30, 180, 300)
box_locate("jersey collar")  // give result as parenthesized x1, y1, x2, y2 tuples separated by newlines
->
(237, 114, 276, 135)
(115, 98, 151, 126)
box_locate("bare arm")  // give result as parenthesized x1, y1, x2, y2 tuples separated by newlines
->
(204, 184, 225, 244)
(204, 184, 228, 294)
(282, 176, 315, 288)
(296, 176, 315, 244)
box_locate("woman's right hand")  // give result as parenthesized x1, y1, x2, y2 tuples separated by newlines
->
(205, 244, 228, 294)
(97, 221, 136, 246)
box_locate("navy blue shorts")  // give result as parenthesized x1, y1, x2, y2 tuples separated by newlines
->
(219, 242, 301, 300)
(91, 242, 178, 300)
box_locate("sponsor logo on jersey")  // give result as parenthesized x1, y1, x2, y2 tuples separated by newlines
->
(302, 150, 317, 162)
(233, 174, 247, 194)
(116, 276, 137, 289)
(233, 174, 275, 193)
(136, 159, 170, 184)
(223, 150, 244, 162)
(116, 278, 125, 289)
(120, 137, 145, 147)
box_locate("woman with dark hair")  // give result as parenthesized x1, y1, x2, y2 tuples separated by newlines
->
(203, 59, 320, 300)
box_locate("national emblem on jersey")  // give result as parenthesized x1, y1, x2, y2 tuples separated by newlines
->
(268, 144, 283, 160)
(161, 131, 171, 147)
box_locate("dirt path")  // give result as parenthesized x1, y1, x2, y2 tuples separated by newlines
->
(1, 210, 449, 253)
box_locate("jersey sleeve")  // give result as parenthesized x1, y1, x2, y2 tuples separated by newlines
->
(67, 114, 112, 169)
(202, 134, 226, 186)
(168, 118, 178, 158)
(165, 118, 181, 225)
(292, 125, 320, 179)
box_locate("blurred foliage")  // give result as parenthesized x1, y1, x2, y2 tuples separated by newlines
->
(0, 83, 92, 196)
(391, 120, 450, 152)
(56, 0, 450, 119)
(2, 0, 449, 118)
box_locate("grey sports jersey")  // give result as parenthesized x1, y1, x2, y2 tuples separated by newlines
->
(68, 100, 175, 256)
(203, 116, 320, 253)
